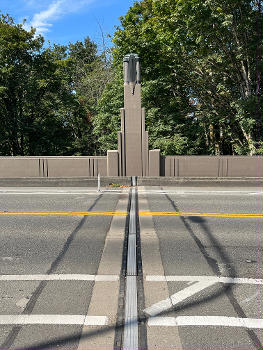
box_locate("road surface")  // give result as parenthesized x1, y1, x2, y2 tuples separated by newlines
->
(0, 186, 262, 350)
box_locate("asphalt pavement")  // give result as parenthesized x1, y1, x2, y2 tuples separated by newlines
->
(0, 189, 121, 350)
(143, 187, 263, 350)
(0, 186, 262, 350)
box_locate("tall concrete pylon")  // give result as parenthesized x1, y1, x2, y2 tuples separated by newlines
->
(107, 53, 160, 177)
(118, 53, 149, 176)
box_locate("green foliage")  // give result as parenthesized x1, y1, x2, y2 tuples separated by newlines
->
(0, 14, 112, 156)
(152, 134, 189, 155)
(109, 0, 263, 155)
(93, 71, 123, 154)
(1, 2, 262, 157)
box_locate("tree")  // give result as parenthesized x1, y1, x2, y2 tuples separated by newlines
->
(172, 0, 263, 155)
(2, 3, 262, 157)
(106, 0, 263, 155)
(0, 14, 43, 155)
(0, 14, 76, 155)
(0, 14, 106, 156)
(93, 70, 123, 154)
(67, 38, 113, 155)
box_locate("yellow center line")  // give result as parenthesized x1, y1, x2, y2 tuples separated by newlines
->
(140, 212, 263, 218)
(0, 211, 127, 216)
(0, 211, 262, 218)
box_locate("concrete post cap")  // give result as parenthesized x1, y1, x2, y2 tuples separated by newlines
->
(123, 53, 140, 62)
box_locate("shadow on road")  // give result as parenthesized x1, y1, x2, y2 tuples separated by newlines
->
(162, 192, 261, 349)
(2, 191, 262, 350)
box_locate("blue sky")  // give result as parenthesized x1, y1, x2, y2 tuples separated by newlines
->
(0, 0, 136, 48)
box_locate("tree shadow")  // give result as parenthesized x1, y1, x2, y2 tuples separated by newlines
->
(3, 192, 262, 350)
(161, 193, 261, 349)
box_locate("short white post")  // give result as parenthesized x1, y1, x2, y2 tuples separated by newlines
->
(97, 173, 101, 192)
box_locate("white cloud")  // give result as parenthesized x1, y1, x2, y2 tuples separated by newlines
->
(24, 0, 94, 34)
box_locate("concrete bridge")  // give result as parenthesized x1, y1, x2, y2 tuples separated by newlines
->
(0, 54, 262, 180)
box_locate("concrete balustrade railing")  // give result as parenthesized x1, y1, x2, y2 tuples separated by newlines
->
(0, 155, 262, 178)
(0, 156, 107, 178)
(161, 155, 263, 178)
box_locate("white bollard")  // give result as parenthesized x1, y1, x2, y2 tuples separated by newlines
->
(131, 176, 136, 187)
(97, 173, 101, 192)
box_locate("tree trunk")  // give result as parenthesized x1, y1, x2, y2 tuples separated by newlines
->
(240, 124, 256, 155)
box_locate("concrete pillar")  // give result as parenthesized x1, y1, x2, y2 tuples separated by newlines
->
(107, 150, 119, 176)
(123, 84, 143, 176)
(142, 108, 147, 176)
(116, 53, 158, 177)
(149, 149, 160, 176)
(118, 131, 123, 176)
(120, 108, 126, 176)
(145, 131, 149, 176)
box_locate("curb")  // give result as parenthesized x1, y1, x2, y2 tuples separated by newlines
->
(0, 177, 262, 187)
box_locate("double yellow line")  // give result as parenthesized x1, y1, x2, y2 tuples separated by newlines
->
(0, 211, 262, 218)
